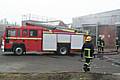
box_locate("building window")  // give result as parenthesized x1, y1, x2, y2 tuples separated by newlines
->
(29, 30, 37, 37)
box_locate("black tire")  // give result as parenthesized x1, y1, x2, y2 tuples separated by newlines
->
(14, 46, 23, 55)
(57, 44, 69, 55)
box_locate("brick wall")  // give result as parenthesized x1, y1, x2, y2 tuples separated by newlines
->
(98, 25, 116, 48)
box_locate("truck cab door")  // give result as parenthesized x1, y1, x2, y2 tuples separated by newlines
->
(5, 29, 17, 49)
(27, 29, 42, 52)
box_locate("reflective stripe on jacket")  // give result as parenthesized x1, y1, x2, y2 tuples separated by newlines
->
(84, 48, 93, 58)
(97, 41, 101, 47)
(82, 41, 94, 58)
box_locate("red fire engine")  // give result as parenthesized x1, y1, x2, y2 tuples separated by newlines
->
(1, 21, 84, 55)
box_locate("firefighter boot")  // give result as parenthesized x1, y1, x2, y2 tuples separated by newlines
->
(87, 66, 90, 71)
(83, 64, 90, 72)
(83, 65, 87, 72)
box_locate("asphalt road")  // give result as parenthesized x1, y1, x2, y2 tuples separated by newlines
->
(0, 50, 120, 74)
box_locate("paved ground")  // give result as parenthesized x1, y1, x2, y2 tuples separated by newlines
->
(0, 49, 120, 74)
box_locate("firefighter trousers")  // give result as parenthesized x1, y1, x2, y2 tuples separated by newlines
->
(98, 46, 101, 52)
(85, 58, 91, 65)
(83, 58, 92, 72)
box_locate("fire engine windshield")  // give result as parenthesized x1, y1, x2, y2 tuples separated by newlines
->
(6, 29, 16, 37)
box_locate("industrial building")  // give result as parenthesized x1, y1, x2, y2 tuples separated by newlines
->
(0, 24, 8, 36)
(0, 19, 19, 36)
(72, 9, 120, 48)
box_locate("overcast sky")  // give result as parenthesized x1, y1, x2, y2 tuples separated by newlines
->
(0, 0, 120, 24)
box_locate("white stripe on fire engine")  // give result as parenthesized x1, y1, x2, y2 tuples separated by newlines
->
(6, 37, 42, 40)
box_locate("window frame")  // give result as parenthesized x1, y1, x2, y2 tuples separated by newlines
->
(17, 29, 21, 37)
(6, 29, 16, 37)
(22, 29, 28, 37)
(29, 29, 38, 37)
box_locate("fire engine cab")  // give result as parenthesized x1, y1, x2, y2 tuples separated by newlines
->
(1, 21, 84, 55)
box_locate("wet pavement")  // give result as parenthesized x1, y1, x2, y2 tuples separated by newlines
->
(0, 49, 120, 74)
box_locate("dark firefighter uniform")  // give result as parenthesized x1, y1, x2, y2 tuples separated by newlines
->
(97, 37, 101, 53)
(116, 37, 119, 53)
(82, 36, 94, 72)
(101, 39, 105, 53)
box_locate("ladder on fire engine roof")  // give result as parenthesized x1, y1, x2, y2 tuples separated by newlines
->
(24, 20, 78, 32)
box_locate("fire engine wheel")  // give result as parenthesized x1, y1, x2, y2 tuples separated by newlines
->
(57, 46, 69, 55)
(14, 47, 23, 55)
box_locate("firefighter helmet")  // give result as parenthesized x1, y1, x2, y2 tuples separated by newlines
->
(86, 36, 92, 42)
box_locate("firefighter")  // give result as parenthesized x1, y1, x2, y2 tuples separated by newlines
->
(115, 37, 119, 53)
(101, 37, 105, 53)
(81, 36, 94, 72)
(97, 36, 101, 53)
(98, 37, 105, 60)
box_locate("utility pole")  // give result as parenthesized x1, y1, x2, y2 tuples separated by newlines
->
(96, 22, 99, 47)
(29, 13, 31, 20)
